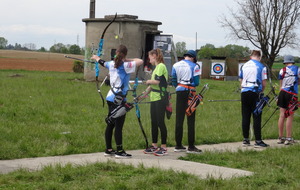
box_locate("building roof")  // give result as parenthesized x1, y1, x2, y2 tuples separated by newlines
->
(82, 14, 162, 25)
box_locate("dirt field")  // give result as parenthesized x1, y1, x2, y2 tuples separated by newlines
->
(0, 50, 85, 72)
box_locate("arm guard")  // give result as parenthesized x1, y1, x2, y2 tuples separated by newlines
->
(98, 59, 106, 67)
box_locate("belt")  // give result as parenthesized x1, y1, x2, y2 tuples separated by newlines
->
(178, 84, 195, 89)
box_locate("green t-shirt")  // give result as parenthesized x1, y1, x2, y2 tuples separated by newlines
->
(150, 63, 168, 101)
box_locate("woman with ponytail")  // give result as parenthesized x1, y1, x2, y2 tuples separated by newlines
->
(92, 44, 143, 158)
(141, 48, 169, 156)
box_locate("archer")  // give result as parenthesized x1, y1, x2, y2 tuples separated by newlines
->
(277, 55, 300, 145)
(91, 45, 143, 158)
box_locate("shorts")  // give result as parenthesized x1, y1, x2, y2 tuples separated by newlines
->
(277, 90, 298, 110)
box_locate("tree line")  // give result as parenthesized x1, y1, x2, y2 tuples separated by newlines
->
(175, 41, 300, 66)
(176, 42, 250, 59)
(0, 37, 84, 55)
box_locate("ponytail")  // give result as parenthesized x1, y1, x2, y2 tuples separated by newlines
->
(114, 45, 128, 68)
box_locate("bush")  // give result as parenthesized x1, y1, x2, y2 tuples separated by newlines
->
(73, 60, 84, 73)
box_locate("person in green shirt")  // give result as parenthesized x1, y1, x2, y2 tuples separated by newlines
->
(141, 48, 169, 156)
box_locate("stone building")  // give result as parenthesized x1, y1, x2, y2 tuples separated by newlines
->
(82, 2, 162, 81)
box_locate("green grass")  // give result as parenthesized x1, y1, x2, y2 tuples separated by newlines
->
(180, 145, 300, 189)
(272, 62, 284, 70)
(0, 69, 300, 189)
(1, 69, 290, 159)
(1, 147, 300, 189)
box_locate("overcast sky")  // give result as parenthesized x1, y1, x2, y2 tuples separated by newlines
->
(0, 0, 299, 56)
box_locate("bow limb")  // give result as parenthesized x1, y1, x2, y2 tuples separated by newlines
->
(132, 62, 148, 148)
(261, 107, 279, 129)
(96, 76, 105, 107)
(260, 64, 279, 127)
(95, 13, 117, 107)
(265, 64, 278, 100)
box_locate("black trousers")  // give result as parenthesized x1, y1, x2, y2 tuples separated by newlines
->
(175, 91, 196, 147)
(105, 101, 126, 150)
(150, 99, 167, 144)
(241, 91, 262, 141)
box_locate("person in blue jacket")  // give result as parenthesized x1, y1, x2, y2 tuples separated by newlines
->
(239, 50, 269, 147)
(171, 50, 202, 154)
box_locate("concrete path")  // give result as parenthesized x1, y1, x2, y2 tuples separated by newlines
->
(0, 139, 285, 179)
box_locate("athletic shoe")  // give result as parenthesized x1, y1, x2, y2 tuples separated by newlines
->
(143, 146, 158, 154)
(277, 137, 285, 144)
(153, 147, 168, 156)
(254, 140, 269, 148)
(242, 139, 251, 146)
(174, 145, 186, 152)
(104, 149, 116, 157)
(115, 150, 132, 158)
(284, 138, 295, 145)
(187, 146, 202, 154)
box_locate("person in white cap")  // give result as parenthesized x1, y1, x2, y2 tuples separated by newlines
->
(277, 55, 300, 145)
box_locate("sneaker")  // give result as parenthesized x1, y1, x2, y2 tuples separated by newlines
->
(143, 146, 158, 154)
(174, 145, 186, 152)
(153, 147, 168, 156)
(104, 149, 116, 157)
(242, 139, 251, 146)
(115, 150, 132, 158)
(284, 138, 295, 145)
(254, 140, 269, 148)
(277, 137, 285, 144)
(187, 146, 202, 154)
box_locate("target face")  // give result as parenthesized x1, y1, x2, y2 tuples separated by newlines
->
(213, 64, 223, 74)
(211, 62, 225, 76)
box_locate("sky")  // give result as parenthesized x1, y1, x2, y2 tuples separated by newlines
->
(0, 0, 299, 56)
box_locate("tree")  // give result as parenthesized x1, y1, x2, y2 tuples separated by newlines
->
(223, 44, 250, 58)
(0, 37, 8, 49)
(6, 44, 14, 49)
(197, 44, 216, 59)
(14, 43, 22, 50)
(69, 44, 81, 55)
(175, 42, 187, 57)
(50, 43, 67, 53)
(38, 47, 47, 52)
(220, 0, 300, 69)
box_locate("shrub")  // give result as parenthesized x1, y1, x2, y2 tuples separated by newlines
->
(73, 60, 84, 73)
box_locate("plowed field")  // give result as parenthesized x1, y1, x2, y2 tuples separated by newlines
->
(0, 50, 84, 72)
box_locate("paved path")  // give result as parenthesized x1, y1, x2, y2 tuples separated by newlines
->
(0, 139, 285, 179)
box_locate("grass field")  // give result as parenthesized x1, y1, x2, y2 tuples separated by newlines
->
(0, 51, 300, 189)
(1, 69, 294, 159)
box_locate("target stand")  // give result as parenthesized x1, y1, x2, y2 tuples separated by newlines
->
(210, 56, 226, 81)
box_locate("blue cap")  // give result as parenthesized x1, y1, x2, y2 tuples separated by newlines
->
(283, 55, 294, 64)
(184, 50, 197, 58)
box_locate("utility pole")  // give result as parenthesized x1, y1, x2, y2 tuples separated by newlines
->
(77, 34, 79, 46)
(196, 32, 197, 50)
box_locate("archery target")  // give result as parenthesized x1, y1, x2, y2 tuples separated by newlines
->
(211, 62, 225, 76)
(238, 63, 245, 76)
(196, 61, 202, 75)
